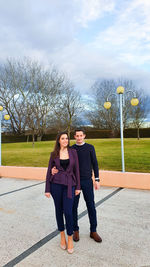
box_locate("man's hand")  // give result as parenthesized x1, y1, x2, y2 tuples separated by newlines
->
(75, 190, 81, 196)
(94, 181, 100, 190)
(51, 166, 58, 175)
(45, 192, 51, 198)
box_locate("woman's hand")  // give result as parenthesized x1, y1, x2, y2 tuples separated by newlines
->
(51, 166, 58, 175)
(45, 193, 51, 198)
(75, 190, 81, 196)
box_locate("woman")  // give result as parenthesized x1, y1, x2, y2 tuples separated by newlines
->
(45, 132, 80, 254)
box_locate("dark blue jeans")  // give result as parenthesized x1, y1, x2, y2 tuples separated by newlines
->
(73, 178, 97, 232)
(50, 183, 75, 236)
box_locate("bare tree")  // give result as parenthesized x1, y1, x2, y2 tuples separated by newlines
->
(0, 59, 28, 134)
(129, 91, 148, 139)
(0, 58, 65, 142)
(53, 80, 82, 137)
(87, 79, 120, 135)
(24, 60, 65, 143)
(87, 79, 147, 136)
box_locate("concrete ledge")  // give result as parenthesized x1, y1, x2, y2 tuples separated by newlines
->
(100, 170, 150, 190)
(0, 166, 47, 180)
(0, 166, 150, 190)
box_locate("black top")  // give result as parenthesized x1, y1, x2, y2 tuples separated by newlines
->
(72, 143, 99, 180)
(60, 159, 69, 171)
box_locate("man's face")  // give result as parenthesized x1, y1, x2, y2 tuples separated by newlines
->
(74, 131, 86, 144)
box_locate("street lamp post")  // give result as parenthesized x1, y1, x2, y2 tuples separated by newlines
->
(104, 86, 139, 172)
(0, 106, 10, 166)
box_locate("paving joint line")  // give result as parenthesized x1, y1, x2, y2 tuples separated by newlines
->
(0, 181, 45, 197)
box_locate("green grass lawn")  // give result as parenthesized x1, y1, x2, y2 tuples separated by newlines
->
(2, 138, 150, 173)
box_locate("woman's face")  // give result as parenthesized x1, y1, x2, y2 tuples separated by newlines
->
(59, 134, 69, 148)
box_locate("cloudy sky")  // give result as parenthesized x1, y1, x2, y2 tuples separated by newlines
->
(1, 0, 150, 95)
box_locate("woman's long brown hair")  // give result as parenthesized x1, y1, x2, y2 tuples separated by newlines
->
(51, 131, 70, 159)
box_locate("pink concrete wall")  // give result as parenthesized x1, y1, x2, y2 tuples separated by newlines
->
(0, 166, 47, 180)
(99, 170, 150, 190)
(0, 166, 150, 190)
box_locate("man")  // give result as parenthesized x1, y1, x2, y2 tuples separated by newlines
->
(52, 129, 102, 243)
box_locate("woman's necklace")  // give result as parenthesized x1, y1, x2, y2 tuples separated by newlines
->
(60, 149, 69, 159)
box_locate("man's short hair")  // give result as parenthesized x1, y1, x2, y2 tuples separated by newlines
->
(74, 128, 86, 135)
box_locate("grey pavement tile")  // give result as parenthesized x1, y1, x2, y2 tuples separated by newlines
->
(0, 178, 150, 267)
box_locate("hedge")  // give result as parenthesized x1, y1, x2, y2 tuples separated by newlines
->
(2, 128, 150, 143)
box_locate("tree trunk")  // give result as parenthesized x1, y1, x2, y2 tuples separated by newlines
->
(32, 133, 35, 147)
(68, 124, 71, 139)
(137, 126, 140, 140)
(26, 135, 29, 142)
(37, 135, 42, 141)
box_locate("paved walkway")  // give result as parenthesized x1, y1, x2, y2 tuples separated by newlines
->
(0, 177, 150, 267)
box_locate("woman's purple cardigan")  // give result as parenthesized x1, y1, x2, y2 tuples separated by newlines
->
(45, 148, 80, 198)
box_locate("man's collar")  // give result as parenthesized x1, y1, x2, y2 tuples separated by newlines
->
(75, 142, 85, 146)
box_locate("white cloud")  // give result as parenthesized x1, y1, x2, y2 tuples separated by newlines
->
(47, 39, 150, 95)
(0, 0, 150, 96)
(93, 0, 150, 59)
(74, 0, 115, 27)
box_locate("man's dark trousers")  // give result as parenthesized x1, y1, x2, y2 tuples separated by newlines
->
(73, 178, 97, 232)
